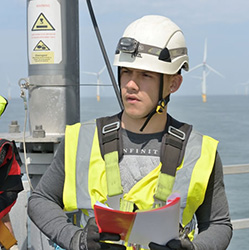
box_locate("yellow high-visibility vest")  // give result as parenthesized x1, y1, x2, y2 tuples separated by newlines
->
(63, 119, 218, 243)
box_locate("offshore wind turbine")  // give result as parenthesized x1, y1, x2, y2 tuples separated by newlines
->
(82, 66, 106, 101)
(188, 39, 224, 102)
(243, 83, 249, 96)
(6, 75, 12, 100)
(238, 80, 249, 95)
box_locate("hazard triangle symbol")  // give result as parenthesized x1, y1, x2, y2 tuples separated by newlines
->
(34, 40, 50, 51)
(32, 13, 55, 31)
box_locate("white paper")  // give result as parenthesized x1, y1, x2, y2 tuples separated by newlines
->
(128, 198, 180, 246)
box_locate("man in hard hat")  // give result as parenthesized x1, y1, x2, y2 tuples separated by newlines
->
(0, 95, 23, 250)
(28, 15, 232, 250)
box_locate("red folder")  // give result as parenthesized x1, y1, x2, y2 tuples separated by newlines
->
(94, 196, 180, 246)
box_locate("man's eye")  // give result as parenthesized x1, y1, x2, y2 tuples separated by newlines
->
(121, 69, 129, 74)
(143, 73, 151, 78)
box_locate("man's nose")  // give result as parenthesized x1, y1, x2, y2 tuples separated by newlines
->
(126, 74, 139, 89)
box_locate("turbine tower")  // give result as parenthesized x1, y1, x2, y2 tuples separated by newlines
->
(6, 75, 12, 100)
(243, 83, 249, 96)
(188, 39, 224, 102)
(82, 66, 106, 101)
(238, 80, 249, 95)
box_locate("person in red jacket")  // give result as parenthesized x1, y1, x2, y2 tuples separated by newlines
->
(0, 95, 23, 250)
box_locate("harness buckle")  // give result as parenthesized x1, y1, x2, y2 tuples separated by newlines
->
(153, 198, 166, 208)
(168, 126, 185, 140)
(102, 121, 120, 134)
(106, 194, 123, 210)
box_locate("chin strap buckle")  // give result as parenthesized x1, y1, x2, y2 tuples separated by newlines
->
(156, 99, 166, 114)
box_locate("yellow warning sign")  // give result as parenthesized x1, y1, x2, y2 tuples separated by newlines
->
(32, 13, 55, 31)
(31, 51, 55, 64)
(33, 40, 50, 51)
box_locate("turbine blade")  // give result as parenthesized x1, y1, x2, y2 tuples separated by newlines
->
(206, 64, 224, 78)
(188, 63, 203, 73)
(82, 71, 97, 76)
(98, 66, 106, 75)
(80, 83, 112, 86)
(240, 82, 249, 86)
(203, 38, 207, 62)
(191, 75, 202, 80)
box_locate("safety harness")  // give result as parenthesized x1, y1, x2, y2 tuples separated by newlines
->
(0, 139, 23, 218)
(0, 140, 22, 192)
(96, 112, 192, 211)
(0, 139, 23, 249)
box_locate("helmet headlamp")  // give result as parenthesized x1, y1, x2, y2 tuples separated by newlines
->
(116, 37, 187, 64)
(116, 37, 140, 55)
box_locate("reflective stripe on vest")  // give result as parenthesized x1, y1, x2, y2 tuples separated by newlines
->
(63, 121, 218, 236)
(64, 121, 97, 210)
(181, 134, 218, 227)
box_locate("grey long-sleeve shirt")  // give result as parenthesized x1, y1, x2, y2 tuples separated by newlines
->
(28, 126, 232, 250)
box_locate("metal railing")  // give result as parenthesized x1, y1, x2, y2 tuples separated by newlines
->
(223, 164, 249, 230)
(223, 163, 249, 175)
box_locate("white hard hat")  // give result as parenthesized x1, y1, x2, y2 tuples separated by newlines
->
(113, 15, 189, 75)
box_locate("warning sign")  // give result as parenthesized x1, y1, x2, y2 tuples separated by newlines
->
(32, 39, 53, 63)
(28, 0, 62, 64)
(32, 13, 55, 31)
(34, 40, 50, 51)
(31, 51, 54, 64)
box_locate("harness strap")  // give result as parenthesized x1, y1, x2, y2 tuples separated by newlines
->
(0, 140, 14, 188)
(97, 113, 123, 199)
(97, 113, 192, 209)
(154, 117, 192, 204)
(0, 139, 22, 191)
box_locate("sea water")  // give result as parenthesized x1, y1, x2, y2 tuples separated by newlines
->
(0, 95, 248, 249)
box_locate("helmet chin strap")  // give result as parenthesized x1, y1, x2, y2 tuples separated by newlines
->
(139, 94, 170, 132)
(140, 74, 170, 132)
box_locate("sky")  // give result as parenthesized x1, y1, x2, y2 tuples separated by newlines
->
(1, 0, 249, 99)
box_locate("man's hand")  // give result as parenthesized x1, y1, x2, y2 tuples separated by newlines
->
(70, 217, 126, 250)
(149, 238, 196, 250)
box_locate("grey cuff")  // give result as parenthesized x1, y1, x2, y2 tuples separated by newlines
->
(70, 230, 84, 250)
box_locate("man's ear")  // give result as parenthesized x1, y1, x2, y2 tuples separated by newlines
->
(170, 74, 183, 93)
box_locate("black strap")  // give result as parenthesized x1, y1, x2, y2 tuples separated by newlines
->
(0, 140, 14, 187)
(97, 113, 192, 204)
(97, 113, 123, 202)
(160, 116, 192, 177)
(0, 140, 22, 190)
(96, 112, 123, 161)
(97, 113, 192, 176)
(12, 140, 22, 167)
(0, 175, 24, 192)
